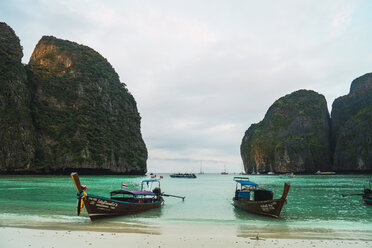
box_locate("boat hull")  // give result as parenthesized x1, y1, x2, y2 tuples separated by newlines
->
(232, 198, 286, 218)
(84, 195, 163, 220)
(232, 182, 290, 218)
(362, 196, 372, 205)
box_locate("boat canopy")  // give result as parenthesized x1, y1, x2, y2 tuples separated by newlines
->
(110, 190, 155, 196)
(142, 179, 160, 183)
(235, 180, 258, 187)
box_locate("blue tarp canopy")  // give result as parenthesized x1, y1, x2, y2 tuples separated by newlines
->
(235, 180, 258, 186)
(142, 179, 159, 183)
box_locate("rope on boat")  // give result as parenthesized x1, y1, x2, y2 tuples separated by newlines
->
(76, 191, 87, 215)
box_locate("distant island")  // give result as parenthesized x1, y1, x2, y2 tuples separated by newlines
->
(241, 73, 372, 174)
(0, 22, 147, 174)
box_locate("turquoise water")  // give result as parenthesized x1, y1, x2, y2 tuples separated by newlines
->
(0, 174, 371, 239)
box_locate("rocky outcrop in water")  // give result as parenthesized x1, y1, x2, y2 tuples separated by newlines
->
(331, 73, 372, 172)
(0, 23, 147, 174)
(241, 90, 332, 173)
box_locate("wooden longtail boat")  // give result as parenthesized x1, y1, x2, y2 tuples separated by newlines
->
(232, 177, 290, 218)
(343, 180, 372, 206)
(71, 172, 165, 220)
(362, 188, 372, 205)
(363, 180, 372, 205)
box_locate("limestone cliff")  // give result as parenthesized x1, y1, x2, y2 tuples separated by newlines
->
(0, 22, 35, 172)
(27, 36, 147, 174)
(241, 90, 332, 173)
(331, 73, 372, 172)
(0, 22, 147, 174)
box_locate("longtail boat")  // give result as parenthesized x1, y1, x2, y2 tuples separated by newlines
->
(232, 177, 290, 218)
(71, 172, 184, 220)
(363, 187, 372, 205)
(342, 180, 372, 205)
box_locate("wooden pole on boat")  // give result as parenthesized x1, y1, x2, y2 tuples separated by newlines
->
(70, 172, 92, 216)
(162, 193, 185, 201)
(281, 182, 291, 200)
(71, 172, 83, 195)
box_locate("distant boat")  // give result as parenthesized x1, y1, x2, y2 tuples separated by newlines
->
(286, 172, 296, 178)
(239, 163, 247, 175)
(221, 164, 228, 175)
(363, 181, 372, 205)
(280, 173, 295, 178)
(170, 173, 197, 178)
(232, 177, 290, 218)
(199, 161, 205, 174)
(315, 171, 336, 175)
(267, 171, 275, 175)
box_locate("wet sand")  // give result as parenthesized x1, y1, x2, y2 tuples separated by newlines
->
(1, 227, 371, 248)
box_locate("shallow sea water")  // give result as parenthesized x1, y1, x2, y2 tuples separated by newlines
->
(0, 173, 371, 239)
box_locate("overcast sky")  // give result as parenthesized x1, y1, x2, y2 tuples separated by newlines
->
(2, 0, 372, 173)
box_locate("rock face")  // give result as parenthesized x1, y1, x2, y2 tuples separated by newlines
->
(0, 22, 35, 172)
(331, 73, 372, 172)
(241, 90, 332, 173)
(0, 23, 147, 174)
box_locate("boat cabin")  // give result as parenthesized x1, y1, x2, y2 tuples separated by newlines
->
(110, 179, 162, 203)
(234, 177, 273, 201)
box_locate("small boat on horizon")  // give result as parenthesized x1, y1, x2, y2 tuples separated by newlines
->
(221, 164, 228, 175)
(170, 173, 197, 178)
(199, 161, 205, 174)
(71, 172, 184, 220)
(315, 171, 336, 175)
(281, 172, 295, 178)
(232, 177, 290, 218)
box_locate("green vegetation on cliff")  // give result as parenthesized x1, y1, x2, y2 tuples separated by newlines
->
(241, 90, 332, 173)
(0, 22, 35, 172)
(331, 73, 372, 171)
(27, 36, 147, 174)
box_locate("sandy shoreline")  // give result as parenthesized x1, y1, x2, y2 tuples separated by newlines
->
(1, 227, 371, 248)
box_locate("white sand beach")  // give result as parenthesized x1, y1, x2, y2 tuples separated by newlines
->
(1, 227, 371, 248)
